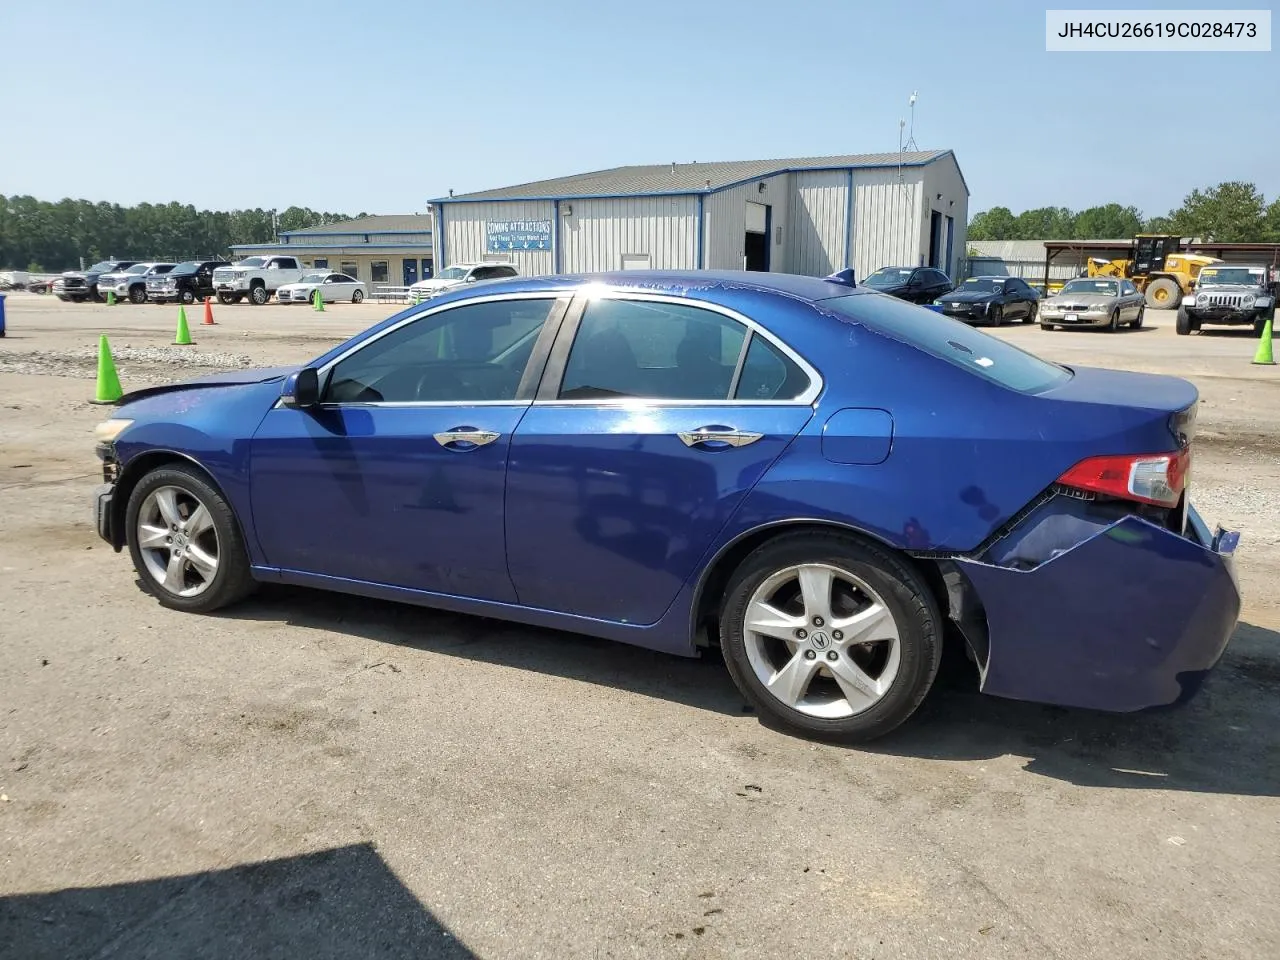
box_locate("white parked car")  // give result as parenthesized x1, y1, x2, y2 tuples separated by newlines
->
(275, 272, 367, 304)
(406, 262, 519, 301)
(100, 262, 178, 304)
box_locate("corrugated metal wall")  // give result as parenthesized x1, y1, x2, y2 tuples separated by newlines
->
(560, 196, 698, 271)
(921, 155, 969, 279)
(787, 171, 848, 275)
(702, 174, 790, 270)
(440, 200, 555, 276)
(850, 169, 923, 280)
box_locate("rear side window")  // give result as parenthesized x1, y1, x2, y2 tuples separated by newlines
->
(734, 334, 809, 401)
(822, 294, 1071, 394)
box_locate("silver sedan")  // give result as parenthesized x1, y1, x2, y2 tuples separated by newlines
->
(1039, 277, 1147, 332)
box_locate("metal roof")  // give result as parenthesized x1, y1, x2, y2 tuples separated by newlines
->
(280, 214, 433, 236)
(437, 151, 954, 202)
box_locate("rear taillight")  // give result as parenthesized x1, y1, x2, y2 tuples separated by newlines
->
(1057, 447, 1190, 508)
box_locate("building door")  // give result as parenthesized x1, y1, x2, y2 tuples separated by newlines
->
(928, 211, 943, 268)
(403, 258, 418, 286)
(744, 201, 770, 272)
(421, 258, 433, 279)
(944, 215, 955, 277)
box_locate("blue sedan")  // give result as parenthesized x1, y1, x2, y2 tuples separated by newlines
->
(91, 270, 1242, 741)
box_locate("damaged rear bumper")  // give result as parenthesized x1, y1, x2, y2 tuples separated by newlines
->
(949, 502, 1240, 712)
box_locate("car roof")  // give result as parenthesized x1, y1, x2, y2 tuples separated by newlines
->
(461, 270, 870, 304)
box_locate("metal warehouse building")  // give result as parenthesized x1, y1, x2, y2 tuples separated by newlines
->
(429, 150, 968, 281)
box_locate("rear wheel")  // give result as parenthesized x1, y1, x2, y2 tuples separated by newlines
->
(1130, 306, 1144, 329)
(1146, 277, 1181, 309)
(720, 533, 941, 743)
(352, 289, 364, 303)
(125, 465, 257, 613)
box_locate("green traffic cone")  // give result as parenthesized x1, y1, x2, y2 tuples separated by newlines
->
(89, 334, 123, 404)
(174, 306, 193, 345)
(106, 289, 116, 306)
(1253, 313, 1276, 365)
(312, 288, 324, 312)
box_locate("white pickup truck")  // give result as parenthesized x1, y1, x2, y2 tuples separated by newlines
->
(212, 255, 307, 305)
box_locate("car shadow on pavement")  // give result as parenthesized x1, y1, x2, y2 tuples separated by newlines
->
(224, 586, 1279, 798)
(0, 843, 474, 960)
(871, 620, 1280, 797)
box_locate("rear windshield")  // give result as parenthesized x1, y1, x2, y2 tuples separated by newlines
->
(821, 294, 1072, 394)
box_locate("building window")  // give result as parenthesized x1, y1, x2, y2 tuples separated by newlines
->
(371, 261, 389, 283)
(314, 258, 329, 268)
(341, 262, 359, 281)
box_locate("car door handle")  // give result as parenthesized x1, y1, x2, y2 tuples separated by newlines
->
(433, 428, 501, 448)
(677, 427, 764, 448)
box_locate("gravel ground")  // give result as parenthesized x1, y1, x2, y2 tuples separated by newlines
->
(1, 294, 1278, 959)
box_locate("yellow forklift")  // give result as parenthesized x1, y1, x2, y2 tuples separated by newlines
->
(1084, 235, 1221, 309)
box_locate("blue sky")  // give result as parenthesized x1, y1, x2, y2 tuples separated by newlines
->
(1, 0, 1276, 219)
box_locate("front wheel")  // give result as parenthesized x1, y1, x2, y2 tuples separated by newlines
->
(180, 290, 196, 305)
(989, 305, 1003, 327)
(1108, 309, 1120, 332)
(249, 285, 269, 306)
(1041, 322, 1055, 331)
(720, 533, 942, 743)
(125, 465, 257, 613)
(1176, 307, 1192, 335)
(352, 289, 364, 303)
(216, 292, 236, 305)
(1255, 309, 1274, 338)
(128, 285, 147, 304)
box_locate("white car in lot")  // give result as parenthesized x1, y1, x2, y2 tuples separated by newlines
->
(100, 262, 178, 304)
(275, 272, 367, 305)
(406, 262, 519, 301)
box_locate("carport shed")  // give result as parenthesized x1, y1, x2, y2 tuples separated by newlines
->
(429, 151, 969, 281)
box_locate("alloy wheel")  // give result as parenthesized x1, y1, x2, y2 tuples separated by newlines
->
(136, 485, 220, 597)
(742, 563, 901, 719)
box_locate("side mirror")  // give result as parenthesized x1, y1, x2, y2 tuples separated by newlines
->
(281, 368, 319, 409)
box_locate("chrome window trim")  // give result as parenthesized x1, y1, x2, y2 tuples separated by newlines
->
(538, 289, 822, 408)
(314, 291, 565, 408)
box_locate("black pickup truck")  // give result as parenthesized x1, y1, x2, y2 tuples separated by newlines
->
(55, 260, 139, 302)
(146, 260, 231, 304)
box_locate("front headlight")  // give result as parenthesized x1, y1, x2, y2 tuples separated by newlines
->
(1197, 294, 1208, 305)
(93, 418, 134, 442)
(1243, 295, 1255, 306)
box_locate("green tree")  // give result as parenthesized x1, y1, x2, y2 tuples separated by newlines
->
(1014, 207, 1075, 240)
(1263, 197, 1280, 243)
(967, 206, 1018, 240)
(1073, 203, 1144, 239)
(1168, 181, 1266, 242)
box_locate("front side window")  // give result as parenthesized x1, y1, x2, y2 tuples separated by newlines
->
(559, 299, 747, 401)
(325, 298, 555, 404)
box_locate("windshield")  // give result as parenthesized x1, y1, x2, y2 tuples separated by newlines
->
(862, 268, 915, 289)
(300, 272, 329, 282)
(124, 263, 152, 275)
(821, 294, 1072, 394)
(171, 261, 202, 274)
(436, 266, 469, 280)
(1198, 267, 1264, 286)
(1060, 279, 1118, 296)
(960, 278, 1004, 293)
(236, 257, 268, 268)
(87, 261, 116, 273)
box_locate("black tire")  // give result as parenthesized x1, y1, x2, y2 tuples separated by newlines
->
(352, 289, 364, 303)
(125, 464, 257, 613)
(249, 284, 269, 306)
(128, 285, 147, 304)
(1041, 322, 1055, 331)
(1176, 307, 1192, 336)
(1131, 306, 1144, 329)
(989, 305, 1003, 327)
(180, 289, 196, 305)
(720, 532, 942, 743)
(1145, 277, 1181, 310)
(92, 289, 105, 303)
(1108, 309, 1119, 332)
(216, 292, 235, 305)
(1022, 302, 1037, 324)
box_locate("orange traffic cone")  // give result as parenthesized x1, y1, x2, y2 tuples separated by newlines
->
(203, 296, 215, 325)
